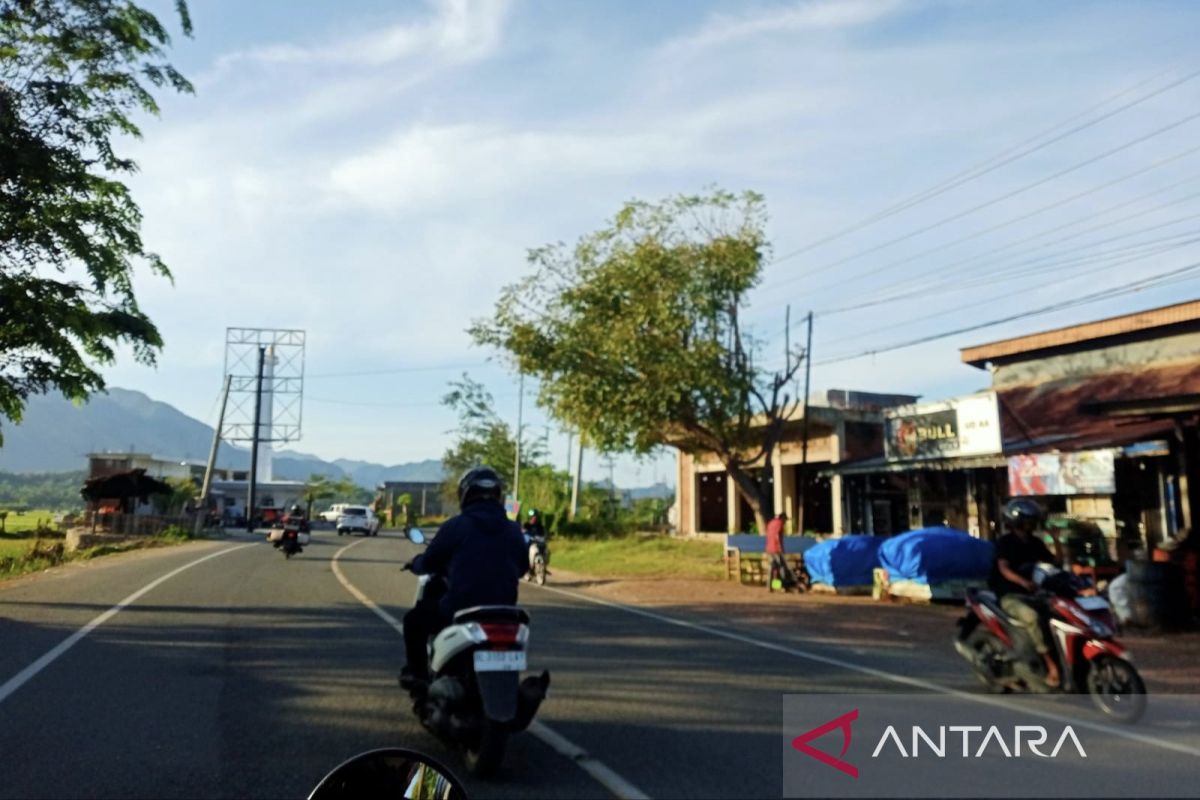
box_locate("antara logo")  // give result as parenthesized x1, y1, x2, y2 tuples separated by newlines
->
(871, 725, 1088, 759)
(792, 711, 1087, 779)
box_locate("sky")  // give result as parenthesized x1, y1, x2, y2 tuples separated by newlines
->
(96, 0, 1200, 487)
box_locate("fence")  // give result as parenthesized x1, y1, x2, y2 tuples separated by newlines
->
(83, 512, 193, 537)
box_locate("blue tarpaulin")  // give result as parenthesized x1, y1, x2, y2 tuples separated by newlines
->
(804, 535, 885, 587)
(878, 527, 993, 585)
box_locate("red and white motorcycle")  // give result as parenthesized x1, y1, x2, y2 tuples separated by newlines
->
(954, 564, 1146, 722)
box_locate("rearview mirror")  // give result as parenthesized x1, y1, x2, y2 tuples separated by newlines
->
(308, 748, 465, 800)
(407, 528, 426, 545)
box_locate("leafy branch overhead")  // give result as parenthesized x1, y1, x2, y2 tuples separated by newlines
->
(471, 189, 806, 532)
(0, 0, 193, 443)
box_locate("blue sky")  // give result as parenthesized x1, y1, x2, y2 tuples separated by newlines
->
(101, 0, 1200, 485)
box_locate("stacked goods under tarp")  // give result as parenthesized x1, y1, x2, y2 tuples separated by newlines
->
(878, 527, 994, 602)
(806, 535, 885, 595)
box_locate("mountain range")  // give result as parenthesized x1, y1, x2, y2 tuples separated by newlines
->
(0, 387, 445, 487)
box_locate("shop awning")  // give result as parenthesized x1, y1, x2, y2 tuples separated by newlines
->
(821, 454, 1008, 477)
(997, 362, 1199, 454)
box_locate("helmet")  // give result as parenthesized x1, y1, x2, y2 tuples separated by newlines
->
(527, 508, 538, 518)
(1003, 498, 1043, 528)
(289, 503, 303, 515)
(457, 466, 504, 508)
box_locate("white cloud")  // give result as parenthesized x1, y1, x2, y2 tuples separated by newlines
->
(667, 0, 908, 53)
(213, 0, 511, 70)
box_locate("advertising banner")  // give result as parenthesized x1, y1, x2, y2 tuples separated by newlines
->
(1008, 450, 1117, 496)
(884, 393, 1001, 461)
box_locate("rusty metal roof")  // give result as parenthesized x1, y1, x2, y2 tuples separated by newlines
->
(997, 362, 1199, 452)
(961, 298, 1200, 368)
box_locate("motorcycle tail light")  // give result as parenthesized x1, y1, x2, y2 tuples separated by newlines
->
(480, 623, 522, 644)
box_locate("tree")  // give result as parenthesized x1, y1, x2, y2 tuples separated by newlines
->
(440, 373, 546, 505)
(471, 189, 804, 534)
(0, 1, 193, 444)
(302, 473, 363, 517)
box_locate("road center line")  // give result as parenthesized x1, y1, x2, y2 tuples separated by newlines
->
(530, 582, 1200, 758)
(330, 538, 651, 800)
(0, 542, 256, 707)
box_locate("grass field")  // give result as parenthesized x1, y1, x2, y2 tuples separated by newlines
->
(0, 509, 63, 535)
(0, 538, 34, 560)
(550, 534, 724, 580)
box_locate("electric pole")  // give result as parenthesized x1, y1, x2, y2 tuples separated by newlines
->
(196, 374, 231, 535)
(246, 346, 266, 532)
(796, 311, 814, 536)
(570, 433, 584, 520)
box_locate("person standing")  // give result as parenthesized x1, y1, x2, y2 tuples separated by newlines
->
(765, 511, 796, 592)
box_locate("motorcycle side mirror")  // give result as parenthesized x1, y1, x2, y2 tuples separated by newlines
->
(308, 748, 466, 800)
(407, 528, 426, 545)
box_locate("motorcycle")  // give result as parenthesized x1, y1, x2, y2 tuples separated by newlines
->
(525, 533, 548, 586)
(954, 563, 1147, 722)
(269, 516, 309, 559)
(400, 529, 550, 777)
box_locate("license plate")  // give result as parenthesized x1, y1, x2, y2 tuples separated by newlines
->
(473, 650, 526, 672)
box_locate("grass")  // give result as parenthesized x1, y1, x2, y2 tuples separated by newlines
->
(0, 538, 34, 560)
(0, 509, 66, 535)
(550, 533, 725, 580)
(0, 527, 193, 581)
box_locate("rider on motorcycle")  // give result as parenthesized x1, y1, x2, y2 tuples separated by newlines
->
(523, 508, 549, 573)
(989, 498, 1061, 688)
(400, 466, 529, 685)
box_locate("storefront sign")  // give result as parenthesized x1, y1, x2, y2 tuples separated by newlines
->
(1008, 450, 1116, 496)
(884, 393, 1001, 461)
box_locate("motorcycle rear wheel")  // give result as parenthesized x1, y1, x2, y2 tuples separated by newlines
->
(963, 628, 1010, 694)
(534, 556, 547, 586)
(1087, 655, 1146, 723)
(463, 720, 508, 777)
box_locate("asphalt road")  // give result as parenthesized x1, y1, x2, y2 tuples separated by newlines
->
(1, 530, 1198, 799)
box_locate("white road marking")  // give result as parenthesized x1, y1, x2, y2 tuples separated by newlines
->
(530, 582, 1200, 758)
(0, 542, 256, 706)
(331, 538, 652, 800)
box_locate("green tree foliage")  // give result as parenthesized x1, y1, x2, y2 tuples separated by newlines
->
(0, 469, 85, 509)
(302, 473, 366, 516)
(440, 374, 546, 505)
(0, 0, 193, 444)
(152, 475, 194, 514)
(471, 189, 804, 534)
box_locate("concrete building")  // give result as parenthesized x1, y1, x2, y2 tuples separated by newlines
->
(828, 299, 1200, 552)
(674, 390, 917, 535)
(87, 452, 248, 483)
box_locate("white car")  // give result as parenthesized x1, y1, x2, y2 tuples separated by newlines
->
(320, 503, 348, 524)
(336, 505, 380, 537)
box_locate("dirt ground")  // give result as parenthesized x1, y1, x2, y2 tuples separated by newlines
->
(548, 569, 1200, 693)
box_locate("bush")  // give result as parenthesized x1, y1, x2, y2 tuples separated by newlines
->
(159, 525, 193, 542)
(557, 518, 634, 539)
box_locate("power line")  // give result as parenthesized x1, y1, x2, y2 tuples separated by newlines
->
(306, 362, 488, 379)
(767, 107, 1200, 290)
(814, 261, 1200, 365)
(769, 64, 1198, 264)
(784, 148, 1200, 305)
(825, 233, 1200, 346)
(820, 211, 1200, 318)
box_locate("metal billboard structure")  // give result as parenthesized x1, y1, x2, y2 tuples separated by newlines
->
(222, 327, 306, 444)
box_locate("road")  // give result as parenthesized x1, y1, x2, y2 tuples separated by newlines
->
(1, 530, 1198, 799)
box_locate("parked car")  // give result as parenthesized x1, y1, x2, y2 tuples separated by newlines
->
(320, 503, 348, 524)
(336, 506, 379, 537)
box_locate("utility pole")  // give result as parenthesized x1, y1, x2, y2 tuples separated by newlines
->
(196, 375, 231, 535)
(513, 372, 524, 503)
(570, 434, 584, 520)
(796, 311, 814, 536)
(246, 346, 265, 532)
